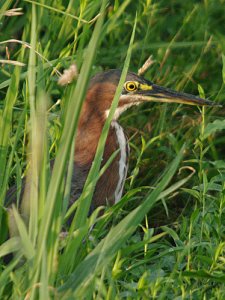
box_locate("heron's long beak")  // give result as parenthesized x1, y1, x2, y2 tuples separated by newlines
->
(128, 83, 221, 107)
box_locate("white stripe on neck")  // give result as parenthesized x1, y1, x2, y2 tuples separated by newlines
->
(105, 102, 140, 120)
(111, 121, 128, 203)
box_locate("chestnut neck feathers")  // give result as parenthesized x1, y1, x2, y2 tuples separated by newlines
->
(75, 70, 125, 165)
(75, 82, 116, 165)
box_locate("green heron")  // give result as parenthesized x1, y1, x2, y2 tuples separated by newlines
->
(7, 69, 218, 213)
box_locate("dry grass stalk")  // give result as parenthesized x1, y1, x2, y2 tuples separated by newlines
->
(138, 55, 155, 76)
(58, 63, 78, 86)
(4, 8, 23, 17)
(0, 39, 62, 76)
(0, 59, 25, 67)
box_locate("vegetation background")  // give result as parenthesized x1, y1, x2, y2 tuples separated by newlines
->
(0, 0, 225, 299)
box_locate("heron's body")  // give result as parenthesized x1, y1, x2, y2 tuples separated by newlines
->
(6, 69, 218, 213)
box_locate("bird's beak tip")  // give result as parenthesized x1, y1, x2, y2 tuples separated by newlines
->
(206, 101, 223, 108)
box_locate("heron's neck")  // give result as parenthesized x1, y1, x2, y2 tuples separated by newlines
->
(75, 108, 121, 166)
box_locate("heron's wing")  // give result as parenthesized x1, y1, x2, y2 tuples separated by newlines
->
(5, 161, 90, 210)
(5, 179, 25, 208)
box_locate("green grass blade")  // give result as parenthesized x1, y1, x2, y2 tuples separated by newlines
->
(59, 13, 138, 275)
(10, 206, 35, 259)
(0, 236, 21, 258)
(0, 0, 13, 21)
(27, 2, 38, 245)
(72, 15, 137, 230)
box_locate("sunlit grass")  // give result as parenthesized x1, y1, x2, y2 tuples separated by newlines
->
(0, 0, 225, 299)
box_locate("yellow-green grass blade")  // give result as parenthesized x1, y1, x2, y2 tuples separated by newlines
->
(27, 1, 38, 245)
(0, 256, 22, 297)
(72, 17, 137, 230)
(10, 206, 35, 260)
(0, 236, 21, 258)
(0, 64, 24, 225)
(0, 109, 26, 204)
(0, 0, 13, 21)
(0, 68, 21, 183)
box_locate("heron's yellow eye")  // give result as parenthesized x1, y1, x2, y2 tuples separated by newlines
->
(124, 81, 138, 92)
